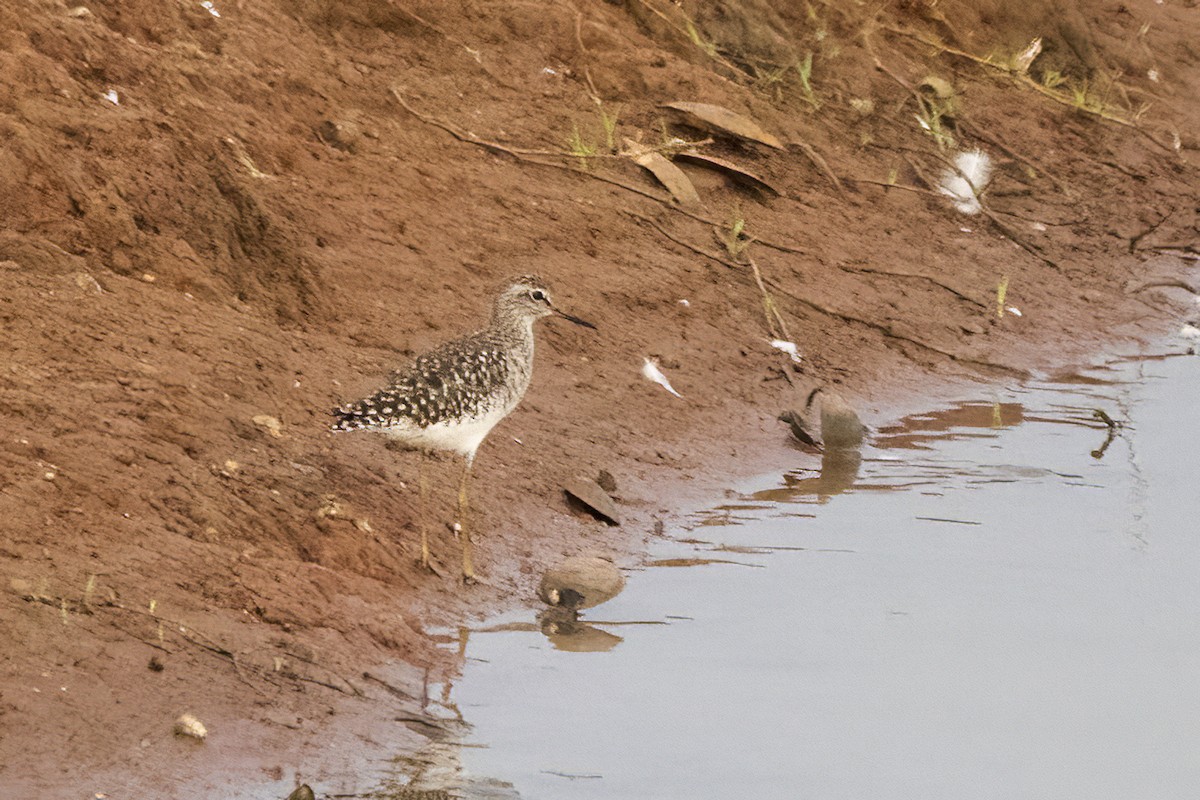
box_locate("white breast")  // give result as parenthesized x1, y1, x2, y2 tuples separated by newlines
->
(383, 405, 512, 460)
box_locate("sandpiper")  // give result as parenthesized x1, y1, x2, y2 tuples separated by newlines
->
(332, 275, 595, 582)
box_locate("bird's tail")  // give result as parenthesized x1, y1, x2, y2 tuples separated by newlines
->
(330, 403, 368, 432)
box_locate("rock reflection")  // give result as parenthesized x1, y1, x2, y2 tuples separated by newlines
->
(754, 449, 863, 504)
(537, 607, 624, 653)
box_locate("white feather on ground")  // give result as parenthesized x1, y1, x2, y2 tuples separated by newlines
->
(1180, 323, 1200, 347)
(769, 339, 803, 363)
(641, 358, 682, 398)
(938, 149, 992, 215)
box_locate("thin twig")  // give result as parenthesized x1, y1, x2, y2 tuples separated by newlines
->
(1129, 279, 1197, 295)
(978, 205, 1065, 272)
(1128, 208, 1175, 253)
(957, 118, 1073, 196)
(884, 27, 1177, 154)
(763, 280, 1031, 377)
(746, 255, 791, 341)
(788, 140, 844, 195)
(571, 8, 602, 103)
(844, 176, 943, 198)
(623, 211, 737, 267)
(391, 89, 810, 256)
(838, 264, 986, 308)
(629, 0, 747, 79)
(626, 210, 1021, 375)
(362, 671, 418, 701)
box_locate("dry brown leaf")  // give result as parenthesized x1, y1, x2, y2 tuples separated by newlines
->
(674, 151, 782, 196)
(661, 102, 784, 149)
(624, 139, 701, 208)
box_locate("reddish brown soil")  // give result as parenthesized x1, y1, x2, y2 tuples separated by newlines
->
(1, 0, 1197, 796)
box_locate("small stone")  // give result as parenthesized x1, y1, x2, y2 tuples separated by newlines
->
(74, 272, 104, 293)
(562, 476, 620, 525)
(595, 469, 618, 494)
(317, 119, 361, 152)
(286, 785, 316, 800)
(8, 578, 32, 595)
(961, 322, 985, 335)
(538, 555, 625, 611)
(140, 273, 156, 283)
(252, 415, 283, 438)
(43, 471, 57, 481)
(67, 6, 93, 17)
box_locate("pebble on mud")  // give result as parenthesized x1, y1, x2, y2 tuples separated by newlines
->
(317, 119, 361, 152)
(285, 785, 315, 800)
(173, 713, 207, 741)
(538, 555, 626, 611)
(595, 469, 618, 494)
(252, 415, 283, 438)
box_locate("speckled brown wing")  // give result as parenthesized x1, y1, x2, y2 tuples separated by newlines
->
(331, 333, 512, 432)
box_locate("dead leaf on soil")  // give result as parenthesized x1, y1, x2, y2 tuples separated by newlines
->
(661, 102, 784, 149)
(623, 139, 701, 208)
(674, 151, 782, 195)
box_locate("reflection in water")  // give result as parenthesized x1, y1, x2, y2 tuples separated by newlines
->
(754, 449, 863, 503)
(873, 400, 1025, 449)
(390, 355, 1199, 799)
(538, 609, 624, 653)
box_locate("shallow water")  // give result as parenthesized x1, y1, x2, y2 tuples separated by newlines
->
(430, 354, 1200, 799)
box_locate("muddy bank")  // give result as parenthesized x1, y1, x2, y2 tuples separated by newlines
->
(1, 0, 1197, 795)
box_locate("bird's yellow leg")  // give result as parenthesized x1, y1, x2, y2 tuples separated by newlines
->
(417, 457, 432, 571)
(457, 458, 475, 583)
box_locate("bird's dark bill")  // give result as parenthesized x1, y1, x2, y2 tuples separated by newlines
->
(556, 309, 597, 329)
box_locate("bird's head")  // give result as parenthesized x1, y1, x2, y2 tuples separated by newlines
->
(496, 275, 596, 329)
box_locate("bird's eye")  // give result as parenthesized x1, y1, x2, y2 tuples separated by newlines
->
(530, 290, 547, 302)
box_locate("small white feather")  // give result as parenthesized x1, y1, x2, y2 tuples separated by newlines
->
(641, 358, 682, 398)
(1006, 306, 1022, 317)
(938, 149, 993, 215)
(769, 339, 803, 363)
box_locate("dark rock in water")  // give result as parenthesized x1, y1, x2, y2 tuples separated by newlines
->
(819, 390, 866, 450)
(285, 786, 315, 800)
(562, 476, 621, 525)
(778, 409, 822, 450)
(538, 555, 625, 611)
(779, 386, 866, 451)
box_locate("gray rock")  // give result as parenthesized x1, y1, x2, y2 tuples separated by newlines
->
(778, 409, 822, 450)
(779, 386, 866, 451)
(563, 476, 620, 525)
(538, 555, 625, 611)
(819, 390, 866, 450)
